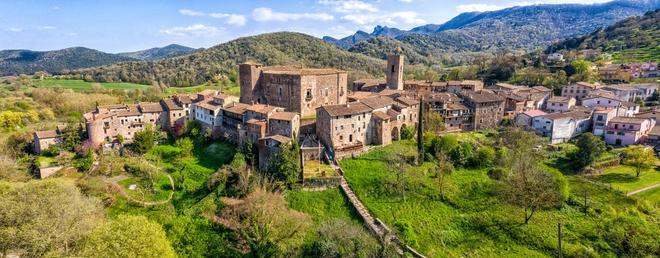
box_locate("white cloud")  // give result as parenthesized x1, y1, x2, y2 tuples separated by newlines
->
(179, 9, 205, 17)
(318, 0, 378, 13)
(160, 24, 224, 37)
(341, 11, 426, 26)
(7, 28, 23, 32)
(252, 7, 334, 22)
(209, 13, 248, 26)
(399, 0, 413, 2)
(38, 26, 57, 30)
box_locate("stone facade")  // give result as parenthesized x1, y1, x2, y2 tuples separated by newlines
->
(33, 127, 64, 154)
(386, 54, 404, 90)
(461, 91, 505, 130)
(239, 63, 348, 117)
(316, 95, 419, 158)
(561, 82, 602, 102)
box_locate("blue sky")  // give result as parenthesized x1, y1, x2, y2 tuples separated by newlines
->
(0, 0, 611, 53)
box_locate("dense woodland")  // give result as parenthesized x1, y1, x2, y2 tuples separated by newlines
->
(550, 10, 659, 53)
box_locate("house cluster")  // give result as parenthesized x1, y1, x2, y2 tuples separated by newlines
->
(598, 62, 658, 83)
(515, 81, 658, 145)
(33, 52, 659, 160)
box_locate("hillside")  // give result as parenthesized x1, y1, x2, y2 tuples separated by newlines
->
(549, 9, 659, 61)
(0, 47, 136, 76)
(348, 37, 435, 65)
(73, 32, 386, 87)
(117, 44, 199, 61)
(326, 0, 659, 53)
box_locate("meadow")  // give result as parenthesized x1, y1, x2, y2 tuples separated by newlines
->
(340, 140, 658, 257)
(594, 165, 660, 199)
(34, 79, 150, 91)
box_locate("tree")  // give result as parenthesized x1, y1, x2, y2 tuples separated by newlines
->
(574, 133, 606, 169)
(176, 137, 194, 158)
(266, 141, 301, 188)
(424, 109, 444, 134)
(305, 219, 381, 258)
(132, 124, 156, 154)
(622, 145, 656, 177)
(387, 152, 411, 202)
(501, 162, 565, 224)
(473, 146, 496, 168)
(220, 189, 312, 257)
(417, 97, 424, 164)
(82, 215, 176, 258)
(0, 179, 103, 257)
(434, 153, 455, 201)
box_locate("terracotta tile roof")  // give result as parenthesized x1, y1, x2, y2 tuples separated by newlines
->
(34, 130, 60, 139)
(463, 91, 505, 103)
(161, 98, 183, 111)
(262, 134, 292, 144)
(547, 96, 573, 103)
(387, 109, 400, 118)
(348, 91, 375, 100)
(395, 97, 419, 107)
(531, 86, 552, 92)
(269, 111, 298, 121)
(195, 100, 222, 111)
(610, 117, 651, 125)
(139, 102, 164, 113)
(246, 104, 279, 114)
(372, 111, 390, 120)
(575, 82, 601, 89)
(319, 102, 372, 117)
(447, 103, 468, 110)
(360, 96, 397, 109)
(542, 110, 591, 120)
(224, 103, 251, 115)
(176, 95, 193, 104)
(521, 110, 547, 117)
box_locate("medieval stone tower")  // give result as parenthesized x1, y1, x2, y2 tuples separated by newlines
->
(239, 62, 263, 104)
(386, 53, 404, 90)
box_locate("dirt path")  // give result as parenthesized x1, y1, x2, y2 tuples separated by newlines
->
(105, 171, 175, 206)
(626, 183, 660, 196)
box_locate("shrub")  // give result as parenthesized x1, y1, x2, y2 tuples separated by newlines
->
(487, 167, 505, 180)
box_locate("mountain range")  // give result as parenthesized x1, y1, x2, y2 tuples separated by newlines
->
(326, 0, 659, 54)
(0, 44, 198, 76)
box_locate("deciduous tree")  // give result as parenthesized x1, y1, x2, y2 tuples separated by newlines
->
(622, 145, 656, 177)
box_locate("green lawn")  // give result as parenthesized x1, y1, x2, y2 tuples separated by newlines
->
(118, 172, 172, 203)
(339, 140, 657, 257)
(303, 160, 337, 178)
(593, 165, 660, 195)
(34, 79, 150, 91)
(163, 83, 240, 96)
(286, 187, 361, 224)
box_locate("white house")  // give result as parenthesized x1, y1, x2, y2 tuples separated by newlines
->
(545, 96, 576, 113)
(581, 95, 639, 116)
(532, 109, 593, 144)
(602, 84, 657, 102)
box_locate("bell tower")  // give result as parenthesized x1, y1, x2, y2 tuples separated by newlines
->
(386, 50, 404, 90)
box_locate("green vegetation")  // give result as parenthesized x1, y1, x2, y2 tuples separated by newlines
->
(341, 138, 659, 257)
(551, 10, 659, 62)
(34, 79, 150, 91)
(594, 165, 660, 194)
(286, 188, 360, 224)
(74, 32, 386, 87)
(302, 160, 337, 178)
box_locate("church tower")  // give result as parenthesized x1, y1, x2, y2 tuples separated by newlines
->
(386, 51, 404, 90)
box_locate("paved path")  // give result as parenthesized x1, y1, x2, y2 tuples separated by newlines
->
(626, 183, 660, 196)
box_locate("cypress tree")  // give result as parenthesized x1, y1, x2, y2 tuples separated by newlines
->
(417, 96, 424, 164)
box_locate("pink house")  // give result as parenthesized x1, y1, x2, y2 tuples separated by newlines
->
(604, 117, 656, 146)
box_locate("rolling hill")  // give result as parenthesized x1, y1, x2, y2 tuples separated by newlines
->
(549, 9, 659, 62)
(0, 47, 136, 76)
(326, 0, 659, 53)
(73, 32, 386, 87)
(117, 44, 199, 61)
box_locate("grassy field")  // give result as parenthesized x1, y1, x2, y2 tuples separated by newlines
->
(340, 140, 657, 257)
(118, 172, 172, 203)
(286, 188, 361, 224)
(303, 160, 337, 178)
(34, 79, 150, 91)
(594, 165, 660, 196)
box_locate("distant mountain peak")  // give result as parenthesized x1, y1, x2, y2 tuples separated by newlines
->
(117, 44, 198, 61)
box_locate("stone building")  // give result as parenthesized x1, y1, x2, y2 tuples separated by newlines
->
(561, 82, 602, 102)
(386, 54, 404, 90)
(85, 104, 152, 146)
(447, 80, 483, 93)
(33, 126, 64, 154)
(532, 109, 593, 144)
(461, 91, 505, 130)
(239, 62, 348, 117)
(316, 95, 419, 158)
(599, 64, 632, 83)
